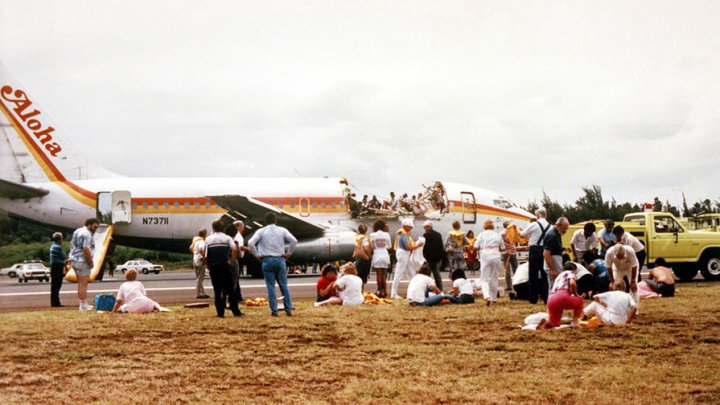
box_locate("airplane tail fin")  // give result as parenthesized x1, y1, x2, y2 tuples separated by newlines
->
(0, 64, 118, 185)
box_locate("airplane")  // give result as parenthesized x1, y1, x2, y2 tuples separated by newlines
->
(0, 70, 533, 280)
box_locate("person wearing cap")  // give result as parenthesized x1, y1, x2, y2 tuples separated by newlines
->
(422, 220, 445, 290)
(445, 221, 469, 275)
(390, 218, 424, 299)
(500, 221, 518, 292)
(474, 218, 506, 305)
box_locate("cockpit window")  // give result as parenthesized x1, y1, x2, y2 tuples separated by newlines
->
(494, 199, 514, 209)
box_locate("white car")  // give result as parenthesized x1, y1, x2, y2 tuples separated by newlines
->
(0, 263, 24, 278)
(17, 262, 51, 283)
(116, 259, 164, 275)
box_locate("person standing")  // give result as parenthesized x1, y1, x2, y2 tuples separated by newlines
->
(543, 217, 570, 291)
(422, 220, 445, 290)
(605, 243, 640, 313)
(445, 221, 469, 274)
(597, 219, 616, 259)
(204, 220, 243, 318)
(370, 220, 392, 298)
(70, 218, 99, 311)
(49, 232, 67, 307)
(613, 225, 646, 282)
(390, 218, 424, 299)
(475, 219, 505, 305)
(232, 220, 251, 301)
(464, 230, 478, 275)
(191, 228, 209, 299)
(247, 212, 298, 316)
(353, 224, 372, 291)
(570, 222, 598, 263)
(500, 221, 518, 292)
(520, 208, 551, 304)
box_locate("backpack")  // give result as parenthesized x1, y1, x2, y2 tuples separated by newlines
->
(94, 293, 116, 311)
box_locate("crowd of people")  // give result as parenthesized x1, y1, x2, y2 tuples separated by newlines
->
(50, 207, 676, 329)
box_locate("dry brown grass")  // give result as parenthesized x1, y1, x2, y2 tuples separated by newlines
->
(1, 283, 720, 404)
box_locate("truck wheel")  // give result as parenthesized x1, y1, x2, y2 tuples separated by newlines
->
(700, 253, 720, 281)
(673, 265, 698, 282)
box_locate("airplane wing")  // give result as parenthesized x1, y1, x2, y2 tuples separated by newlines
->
(0, 179, 49, 199)
(207, 195, 326, 238)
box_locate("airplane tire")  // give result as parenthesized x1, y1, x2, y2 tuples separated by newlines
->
(700, 253, 720, 281)
(673, 265, 699, 282)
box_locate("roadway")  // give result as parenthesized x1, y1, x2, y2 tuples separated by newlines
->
(0, 267, 682, 311)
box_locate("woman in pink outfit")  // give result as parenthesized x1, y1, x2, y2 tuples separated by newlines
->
(112, 269, 169, 313)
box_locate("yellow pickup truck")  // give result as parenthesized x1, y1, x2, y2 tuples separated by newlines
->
(563, 212, 720, 282)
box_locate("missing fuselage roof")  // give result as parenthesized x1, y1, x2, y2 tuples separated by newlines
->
(344, 181, 448, 220)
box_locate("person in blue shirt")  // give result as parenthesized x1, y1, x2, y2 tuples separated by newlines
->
(597, 219, 617, 259)
(583, 251, 610, 296)
(49, 232, 67, 307)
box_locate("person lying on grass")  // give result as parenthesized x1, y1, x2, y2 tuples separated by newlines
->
(316, 264, 338, 303)
(313, 263, 364, 307)
(407, 263, 455, 306)
(450, 269, 475, 304)
(581, 280, 637, 326)
(112, 269, 170, 313)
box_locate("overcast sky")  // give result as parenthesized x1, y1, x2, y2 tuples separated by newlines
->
(1, 1, 719, 208)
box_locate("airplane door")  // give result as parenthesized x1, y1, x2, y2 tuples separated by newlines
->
(97, 192, 112, 224)
(299, 197, 310, 217)
(112, 191, 132, 224)
(461, 192, 476, 224)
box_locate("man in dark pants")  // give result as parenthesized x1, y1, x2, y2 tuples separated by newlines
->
(204, 220, 243, 318)
(520, 208, 551, 304)
(49, 232, 67, 307)
(422, 220, 445, 290)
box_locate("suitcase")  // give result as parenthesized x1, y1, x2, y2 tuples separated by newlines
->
(94, 293, 116, 311)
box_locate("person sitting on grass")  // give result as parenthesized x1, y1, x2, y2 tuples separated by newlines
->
(646, 258, 676, 297)
(450, 269, 475, 304)
(313, 263, 364, 307)
(316, 265, 338, 302)
(539, 262, 584, 329)
(406, 263, 454, 306)
(582, 280, 637, 326)
(112, 269, 169, 313)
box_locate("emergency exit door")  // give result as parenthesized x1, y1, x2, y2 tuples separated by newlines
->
(461, 192, 476, 224)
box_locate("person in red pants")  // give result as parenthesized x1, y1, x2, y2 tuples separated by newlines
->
(542, 262, 584, 329)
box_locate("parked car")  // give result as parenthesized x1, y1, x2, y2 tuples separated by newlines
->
(116, 259, 164, 275)
(17, 262, 51, 283)
(0, 263, 24, 278)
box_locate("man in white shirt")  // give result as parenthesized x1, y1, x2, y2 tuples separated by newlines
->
(582, 280, 637, 325)
(191, 228, 209, 299)
(570, 223, 598, 262)
(613, 225, 646, 281)
(231, 220, 252, 302)
(520, 207, 551, 304)
(605, 243, 640, 313)
(407, 265, 453, 306)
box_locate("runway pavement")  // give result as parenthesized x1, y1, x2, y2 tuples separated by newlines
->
(0, 267, 660, 312)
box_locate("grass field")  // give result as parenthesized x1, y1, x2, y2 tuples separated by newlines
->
(1, 283, 719, 404)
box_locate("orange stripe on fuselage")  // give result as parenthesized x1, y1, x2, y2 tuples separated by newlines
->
(447, 200, 531, 221)
(0, 98, 95, 206)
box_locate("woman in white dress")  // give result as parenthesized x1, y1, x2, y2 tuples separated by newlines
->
(370, 219, 392, 298)
(112, 269, 169, 313)
(474, 219, 506, 306)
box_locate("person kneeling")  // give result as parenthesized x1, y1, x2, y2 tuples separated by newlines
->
(314, 263, 364, 307)
(112, 269, 169, 313)
(450, 269, 475, 304)
(541, 263, 584, 329)
(582, 280, 637, 326)
(407, 264, 454, 306)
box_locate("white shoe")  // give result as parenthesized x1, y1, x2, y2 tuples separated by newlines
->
(79, 303, 94, 311)
(390, 294, 402, 300)
(158, 306, 171, 312)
